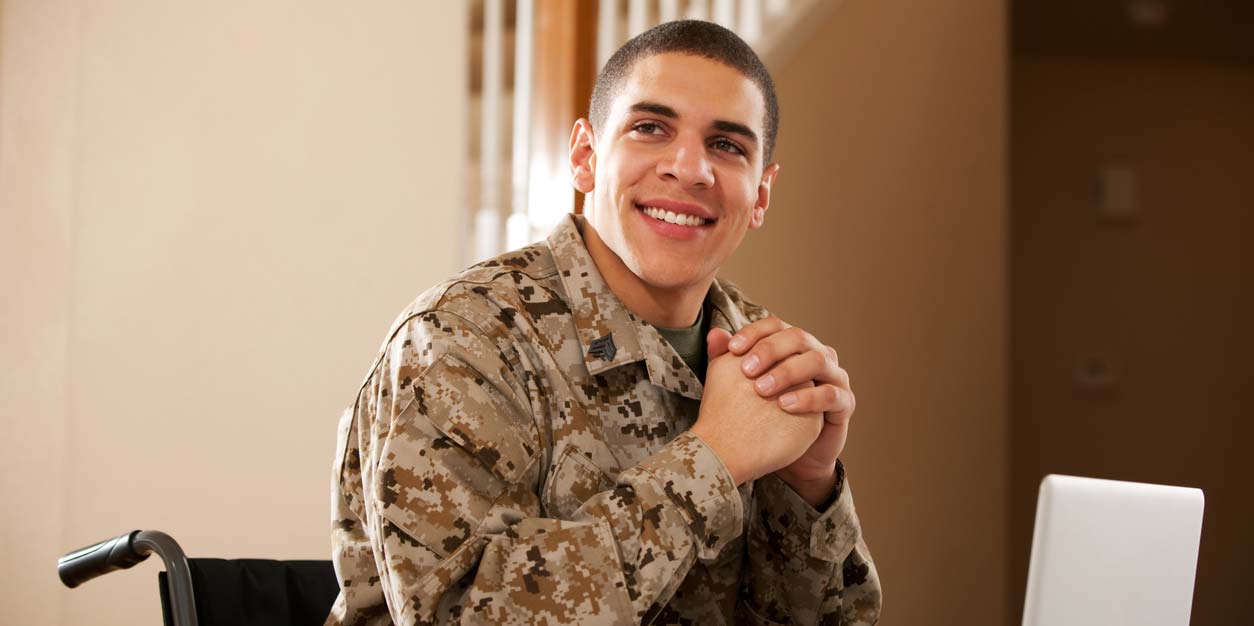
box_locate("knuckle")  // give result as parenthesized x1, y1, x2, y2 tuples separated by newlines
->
(772, 334, 795, 357)
(822, 385, 839, 405)
(742, 317, 778, 343)
(757, 313, 777, 333)
(801, 351, 824, 375)
(833, 364, 849, 385)
(826, 344, 840, 362)
(750, 343, 775, 365)
(736, 320, 760, 340)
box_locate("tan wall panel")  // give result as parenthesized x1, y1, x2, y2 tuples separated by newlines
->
(1011, 58, 1254, 625)
(723, 1, 1009, 624)
(0, 1, 80, 624)
(0, 2, 467, 625)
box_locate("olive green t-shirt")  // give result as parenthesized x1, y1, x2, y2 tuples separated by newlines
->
(655, 300, 710, 382)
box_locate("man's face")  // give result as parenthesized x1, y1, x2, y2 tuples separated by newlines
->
(574, 53, 778, 292)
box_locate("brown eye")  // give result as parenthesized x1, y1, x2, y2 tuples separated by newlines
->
(633, 122, 663, 135)
(712, 137, 745, 156)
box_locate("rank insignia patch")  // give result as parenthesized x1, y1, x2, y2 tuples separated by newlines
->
(588, 334, 617, 361)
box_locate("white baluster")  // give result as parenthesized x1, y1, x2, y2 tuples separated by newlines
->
(659, 0, 681, 23)
(476, 0, 504, 261)
(712, 0, 735, 27)
(627, 0, 648, 37)
(597, 0, 618, 73)
(738, 0, 762, 44)
(765, 0, 788, 18)
(685, 0, 709, 22)
(474, 209, 501, 263)
(510, 0, 535, 250)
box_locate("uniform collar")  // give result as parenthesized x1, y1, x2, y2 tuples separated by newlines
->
(546, 213, 753, 400)
(706, 277, 754, 335)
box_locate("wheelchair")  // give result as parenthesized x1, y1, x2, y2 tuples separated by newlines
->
(58, 530, 338, 626)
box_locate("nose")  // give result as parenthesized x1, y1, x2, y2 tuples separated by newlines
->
(657, 133, 715, 189)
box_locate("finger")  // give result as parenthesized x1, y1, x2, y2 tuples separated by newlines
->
(774, 380, 818, 415)
(824, 388, 855, 424)
(778, 384, 855, 419)
(824, 344, 840, 369)
(706, 328, 733, 360)
(741, 326, 823, 377)
(797, 419, 849, 470)
(825, 364, 850, 389)
(727, 316, 790, 355)
(753, 350, 828, 396)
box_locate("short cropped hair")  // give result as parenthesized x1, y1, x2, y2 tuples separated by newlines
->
(589, 20, 780, 163)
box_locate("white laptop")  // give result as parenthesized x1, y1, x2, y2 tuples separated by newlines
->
(1022, 474, 1205, 626)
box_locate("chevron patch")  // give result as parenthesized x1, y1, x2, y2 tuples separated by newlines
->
(588, 333, 617, 361)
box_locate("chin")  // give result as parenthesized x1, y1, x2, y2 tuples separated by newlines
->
(630, 259, 708, 291)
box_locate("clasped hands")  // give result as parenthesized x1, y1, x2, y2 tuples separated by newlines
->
(688, 316, 855, 507)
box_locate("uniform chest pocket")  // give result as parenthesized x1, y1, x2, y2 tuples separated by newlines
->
(542, 446, 616, 520)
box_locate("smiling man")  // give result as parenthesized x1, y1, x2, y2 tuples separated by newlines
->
(327, 20, 880, 626)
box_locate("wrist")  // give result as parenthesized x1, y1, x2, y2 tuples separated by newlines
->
(775, 465, 839, 508)
(688, 422, 751, 486)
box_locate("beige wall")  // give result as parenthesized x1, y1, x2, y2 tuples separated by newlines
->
(724, 1, 1008, 624)
(1011, 58, 1253, 625)
(0, 2, 466, 625)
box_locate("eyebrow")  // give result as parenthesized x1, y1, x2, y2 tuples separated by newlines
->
(712, 119, 758, 146)
(627, 100, 759, 148)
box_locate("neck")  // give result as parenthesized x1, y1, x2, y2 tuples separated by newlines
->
(580, 217, 711, 328)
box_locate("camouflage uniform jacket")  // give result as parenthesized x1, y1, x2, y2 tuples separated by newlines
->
(326, 214, 881, 626)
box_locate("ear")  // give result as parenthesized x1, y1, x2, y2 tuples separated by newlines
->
(569, 118, 597, 194)
(749, 163, 780, 229)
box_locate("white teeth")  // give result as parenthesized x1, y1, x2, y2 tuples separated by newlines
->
(641, 206, 709, 227)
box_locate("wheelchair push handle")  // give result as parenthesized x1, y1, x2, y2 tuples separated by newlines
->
(58, 530, 198, 626)
(58, 530, 149, 588)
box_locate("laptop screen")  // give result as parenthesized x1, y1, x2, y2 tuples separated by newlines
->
(1021, 474, 1204, 626)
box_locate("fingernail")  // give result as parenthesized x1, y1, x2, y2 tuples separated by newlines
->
(779, 392, 797, 408)
(756, 374, 774, 393)
(729, 336, 746, 351)
(742, 354, 759, 374)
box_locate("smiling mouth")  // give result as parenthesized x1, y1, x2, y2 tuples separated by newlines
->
(635, 203, 714, 227)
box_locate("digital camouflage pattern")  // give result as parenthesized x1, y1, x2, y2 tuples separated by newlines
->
(326, 214, 881, 626)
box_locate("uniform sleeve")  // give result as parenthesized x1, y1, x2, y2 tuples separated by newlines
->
(326, 406, 393, 626)
(330, 312, 744, 626)
(738, 463, 882, 626)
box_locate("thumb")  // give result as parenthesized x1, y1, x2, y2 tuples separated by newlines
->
(707, 328, 733, 360)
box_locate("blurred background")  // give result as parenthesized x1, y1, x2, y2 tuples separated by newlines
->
(1, 1, 1248, 624)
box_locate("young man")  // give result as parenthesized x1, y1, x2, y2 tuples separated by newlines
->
(326, 21, 881, 626)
